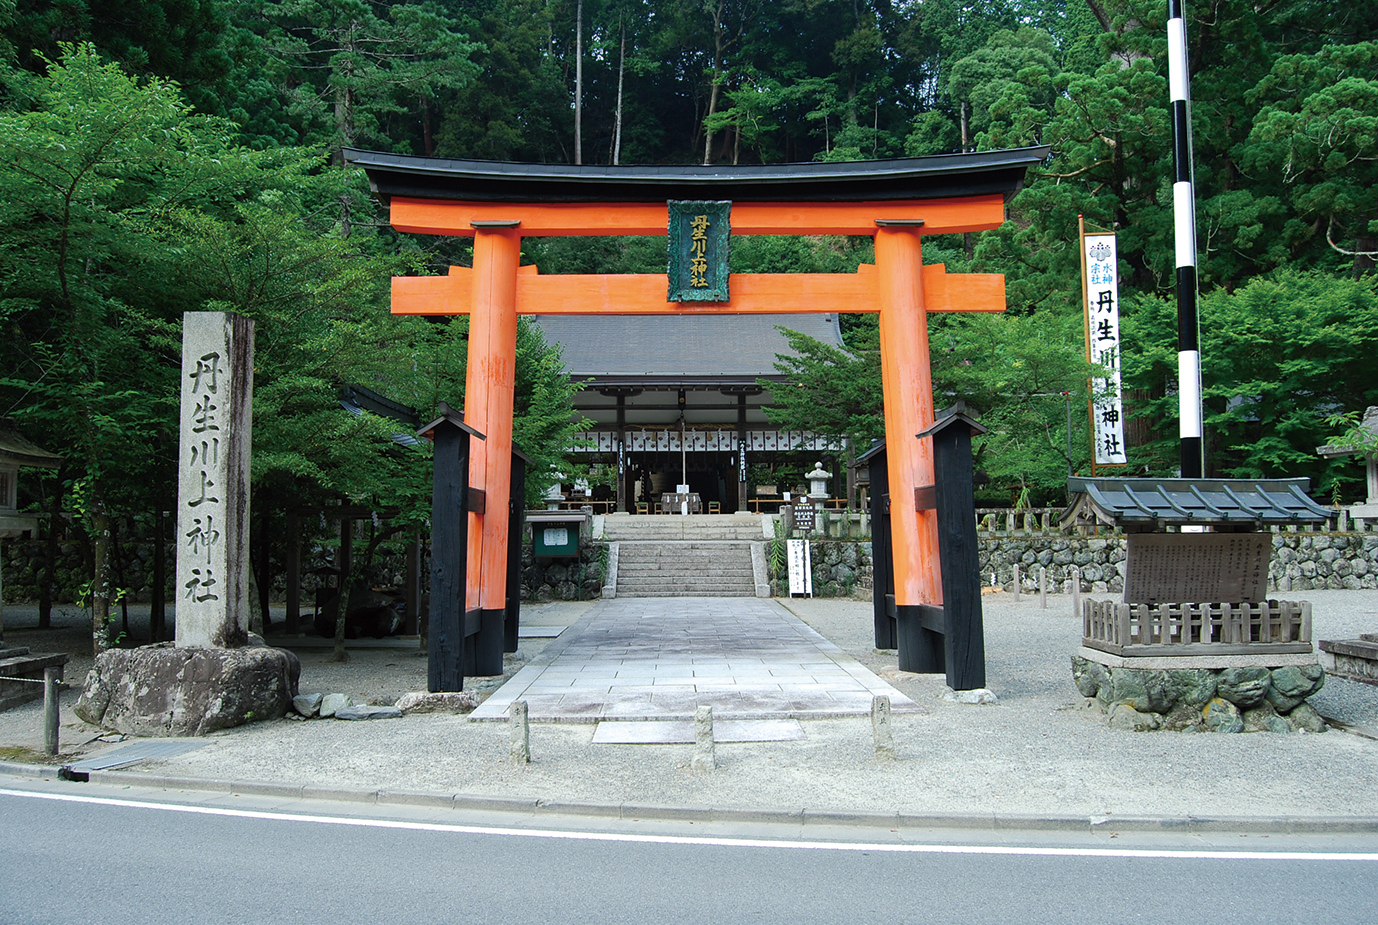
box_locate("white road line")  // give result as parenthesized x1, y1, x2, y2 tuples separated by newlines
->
(4, 788, 1376, 862)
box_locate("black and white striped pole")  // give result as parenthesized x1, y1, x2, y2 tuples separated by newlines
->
(1169, 0, 1204, 478)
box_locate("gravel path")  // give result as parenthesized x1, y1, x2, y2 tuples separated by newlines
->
(2, 592, 1375, 821)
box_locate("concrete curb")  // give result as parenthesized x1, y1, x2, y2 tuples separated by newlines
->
(5, 761, 1378, 835)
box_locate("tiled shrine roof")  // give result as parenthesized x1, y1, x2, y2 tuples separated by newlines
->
(343, 147, 1049, 204)
(1061, 477, 1335, 530)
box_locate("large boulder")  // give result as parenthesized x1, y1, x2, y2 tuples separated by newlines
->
(1166, 669, 1217, 708)
(1108, 668, 1174, 714)
(74, 644, 299, 736)
(1265, 665, 1325, 713)
(1071, 656, 1110, 699)
(1202, 697, 1244, 733)
(1216, 667, 1272, 709)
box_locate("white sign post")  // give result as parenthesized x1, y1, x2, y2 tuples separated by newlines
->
(787, 538, 813, 597)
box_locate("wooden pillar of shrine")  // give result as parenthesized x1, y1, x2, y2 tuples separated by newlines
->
(464, 225, 520, 676)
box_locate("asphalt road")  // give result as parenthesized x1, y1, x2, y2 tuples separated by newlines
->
(3, 781, 1376, 925)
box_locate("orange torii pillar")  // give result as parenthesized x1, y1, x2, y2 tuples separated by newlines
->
(875, 224, 942, 667)
(464, 225, 520, 677)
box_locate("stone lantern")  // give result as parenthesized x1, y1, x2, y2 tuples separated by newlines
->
(805, 461, 831, 500)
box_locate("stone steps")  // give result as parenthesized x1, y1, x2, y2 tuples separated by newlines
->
(614, 540, 758, 598)
(599, 514, 770, 543)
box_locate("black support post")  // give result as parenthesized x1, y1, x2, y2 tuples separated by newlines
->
(419, 404, 485, 692)
(917, 405, 988, 691)
(505, 448, 533, 654)
(859, 442, 897, 650)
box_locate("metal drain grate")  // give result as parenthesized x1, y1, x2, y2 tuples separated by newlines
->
(65, 739, 206, 773)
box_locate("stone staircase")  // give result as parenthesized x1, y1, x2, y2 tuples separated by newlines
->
(597, 514, 770, 598)
(597, 513, 771, 543)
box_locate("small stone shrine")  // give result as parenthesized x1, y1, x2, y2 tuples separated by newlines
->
(0, 423, 68, 711)
(1062, 477, 1333, 732)
(75, 313, 298, 735)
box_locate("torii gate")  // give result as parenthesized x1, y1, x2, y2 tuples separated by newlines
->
(347, 147, 1047, 681)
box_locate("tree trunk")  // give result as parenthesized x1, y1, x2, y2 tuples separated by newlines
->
(421, 96, 435, 157)
(38, 466, 67, 630)
(90, 492, 112, 654)
(612, 17, 625, 165)
(702, 1, 726, 165)
(330, 516, 353, 663)
(574, 0, 583, 165)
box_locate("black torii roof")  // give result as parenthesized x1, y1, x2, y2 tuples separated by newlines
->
(344, 147, 1050, 204)
(1060, 477, 1334, 531)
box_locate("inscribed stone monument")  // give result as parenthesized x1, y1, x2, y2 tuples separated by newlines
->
(175, 312, 254, 648)
(73, 311, 297, 735)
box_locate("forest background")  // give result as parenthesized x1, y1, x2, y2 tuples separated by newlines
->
(1, 0, 1376, 631)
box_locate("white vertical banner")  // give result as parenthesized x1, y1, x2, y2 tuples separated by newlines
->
(787, 539, 813, 597)
(1083, 232, 1128, 466)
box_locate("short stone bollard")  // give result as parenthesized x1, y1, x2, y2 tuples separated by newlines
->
(1038, 566, 1047, 609)
(43, 668, 60, 756)
(1071, 566, 1082, 619)
(509, 700, 530, 765)
(1012, 564, 1021, 602)
(691, 705, 716, 772)
(871, 695, 895, 760)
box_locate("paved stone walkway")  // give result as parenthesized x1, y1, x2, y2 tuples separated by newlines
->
(470, 597, 921, 722)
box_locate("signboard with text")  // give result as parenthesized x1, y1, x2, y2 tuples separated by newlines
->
(1082, 231, 1128, 466)
(787, 539, 813, 597)
(1123, 533, 1271, 604)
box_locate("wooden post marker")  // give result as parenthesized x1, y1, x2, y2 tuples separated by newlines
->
(916, 404, 989, 691)
(43, 667, 60, 756)
(417, 405, 485, 692)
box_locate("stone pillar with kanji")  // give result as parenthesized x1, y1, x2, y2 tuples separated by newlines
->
(176, 312, 254, 648)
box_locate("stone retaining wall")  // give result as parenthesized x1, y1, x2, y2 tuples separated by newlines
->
(9, 525, 1378, 604)
(520, 543, 607, 602)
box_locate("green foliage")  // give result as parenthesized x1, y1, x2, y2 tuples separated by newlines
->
(256, 0, 482, 159)
(513, 317, 593, 506)
(760, 309, 1098, 504)
(760, 324, 883, 454)
(1120, 269, 1378, 497)
(0, 42, 587, 618)
(1243, 42, 1378, 271)
(933, 312, 1099, 502)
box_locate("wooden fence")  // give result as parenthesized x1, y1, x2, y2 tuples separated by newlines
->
(1082, 599, 1313, 657)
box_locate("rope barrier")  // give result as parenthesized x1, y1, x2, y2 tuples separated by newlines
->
(0, 675, 71, 688)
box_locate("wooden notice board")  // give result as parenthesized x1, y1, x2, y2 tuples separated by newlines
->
(1123, 533, 1271, 604)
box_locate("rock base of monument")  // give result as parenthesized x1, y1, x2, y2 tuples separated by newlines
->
(74, 643, 300, 736)
(1072, 653, 1327, 733)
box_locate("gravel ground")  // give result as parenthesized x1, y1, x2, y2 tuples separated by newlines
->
(2, 592, 1376, 821)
